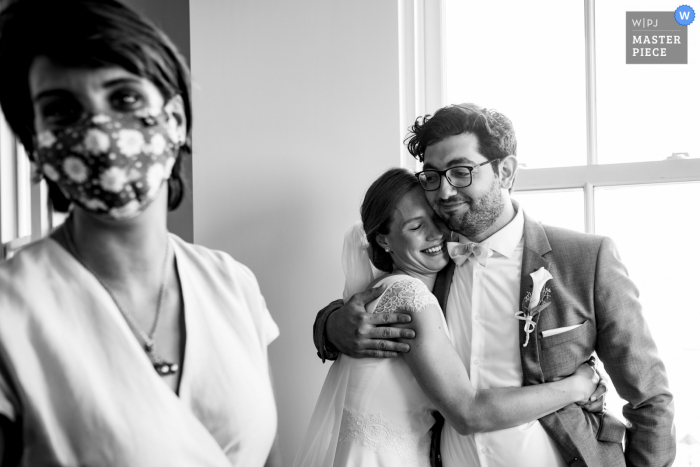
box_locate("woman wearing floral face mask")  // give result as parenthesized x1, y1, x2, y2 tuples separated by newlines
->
(0, 1, 280, 466)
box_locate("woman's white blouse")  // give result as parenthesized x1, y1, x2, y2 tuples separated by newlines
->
(0, 234, 279, 466)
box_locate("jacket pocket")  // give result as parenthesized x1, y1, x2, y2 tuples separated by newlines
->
(539, 320, 594, 380)
(540, 319, 592, 349)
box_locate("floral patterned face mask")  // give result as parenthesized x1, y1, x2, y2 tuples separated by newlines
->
(35, 109, 181, 220)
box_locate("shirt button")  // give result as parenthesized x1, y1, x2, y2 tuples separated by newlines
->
(475, 270, 482, 277)
(473, 359, 480, 366)
(481, 447, 487, 454)
(474, 314, 480, 322)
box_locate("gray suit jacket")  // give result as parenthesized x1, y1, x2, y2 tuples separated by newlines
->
(314, 214, 675, 466)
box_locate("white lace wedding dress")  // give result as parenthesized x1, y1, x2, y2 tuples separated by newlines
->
(294, 275, 449, 467)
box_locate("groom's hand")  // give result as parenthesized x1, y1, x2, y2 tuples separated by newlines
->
(578, 357, 609, 413)
(326, 286, 416, 358)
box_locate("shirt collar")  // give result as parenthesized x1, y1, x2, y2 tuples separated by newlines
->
(456, 201, 524, 259)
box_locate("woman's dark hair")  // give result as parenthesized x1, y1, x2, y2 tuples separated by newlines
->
(361, 168, 421, 272)
(404, 103, 517, 165)
(0, 0, 192, 211)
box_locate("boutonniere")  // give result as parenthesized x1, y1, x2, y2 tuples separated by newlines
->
(514, 267, 553, 347)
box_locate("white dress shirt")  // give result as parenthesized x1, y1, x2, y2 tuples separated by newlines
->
(441, 206, 567, 467)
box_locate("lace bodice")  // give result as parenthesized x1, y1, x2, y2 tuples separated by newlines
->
(372, 276, 439, 315)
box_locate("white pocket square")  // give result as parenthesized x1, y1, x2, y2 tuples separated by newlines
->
(541, 323, 583, 338)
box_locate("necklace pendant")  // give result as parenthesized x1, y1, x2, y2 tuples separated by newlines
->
(154, 361, 179, 376)
(144, 342, 154, 352)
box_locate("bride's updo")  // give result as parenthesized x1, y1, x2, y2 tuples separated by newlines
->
(361, 168, 421, 272)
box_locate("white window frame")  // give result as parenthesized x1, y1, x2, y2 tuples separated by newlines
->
(0, 113, 52, 260)
(398, 0, 445, 169)
(400, 0, 700, 234)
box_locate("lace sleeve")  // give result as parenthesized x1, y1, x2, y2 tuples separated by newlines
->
(373, 277, 439, 314)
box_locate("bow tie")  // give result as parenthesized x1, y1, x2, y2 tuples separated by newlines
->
(446, 241, 492, 267)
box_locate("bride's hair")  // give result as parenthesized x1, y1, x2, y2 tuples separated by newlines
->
(361, 168, 421, 272)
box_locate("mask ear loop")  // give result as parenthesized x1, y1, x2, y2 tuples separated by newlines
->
(29, 141, 43, 183)
(162, 93, 187, 147)
(31, 159, 44, 183)
(29, 133, 50, 184)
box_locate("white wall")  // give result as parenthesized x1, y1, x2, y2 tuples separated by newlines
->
(190, 0, 402, 462)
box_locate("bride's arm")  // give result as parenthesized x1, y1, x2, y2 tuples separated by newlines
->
(395, 303, 598, 435)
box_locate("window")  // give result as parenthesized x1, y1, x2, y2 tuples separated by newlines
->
(445, 0, 587, 169)
(0, 111, 54, 260)
(596, 1, 699, 165)
(409, 1, 700, 462)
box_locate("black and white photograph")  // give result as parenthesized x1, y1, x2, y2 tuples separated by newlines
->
(0, 0, 696, 466)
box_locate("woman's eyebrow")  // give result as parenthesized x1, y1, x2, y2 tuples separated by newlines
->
(33, 89, 72, 102)
(102, 76, 142, 88)
(33, 76, 142, 102)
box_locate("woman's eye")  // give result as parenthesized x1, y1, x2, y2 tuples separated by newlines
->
(409, 224, 422, 231)
(111, 89, 145, 111)
(38, 99, 82, 126)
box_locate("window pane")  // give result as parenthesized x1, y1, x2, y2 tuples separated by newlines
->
(595, 182, 700, 463)
(444, 0, 587, 169)
(596, 1, 700, 164)
(512, 189, 584, 232)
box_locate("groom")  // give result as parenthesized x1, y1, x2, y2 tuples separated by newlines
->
(313, 103, 675, 466)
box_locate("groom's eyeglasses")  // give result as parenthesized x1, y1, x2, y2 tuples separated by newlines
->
(415, 159, 499, 191)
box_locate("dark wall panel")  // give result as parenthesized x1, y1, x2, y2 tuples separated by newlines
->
(124, 0, 193, 242)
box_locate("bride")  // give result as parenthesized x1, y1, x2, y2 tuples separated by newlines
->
(294, 168, 603, 467)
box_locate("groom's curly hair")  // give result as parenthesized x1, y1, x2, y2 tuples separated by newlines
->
(361, 168, 421, 272)
(405, 103, 517, 165)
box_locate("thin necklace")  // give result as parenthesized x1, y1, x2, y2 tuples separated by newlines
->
(63, 217, 179, 376)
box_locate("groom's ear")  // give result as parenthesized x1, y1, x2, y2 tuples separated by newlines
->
(498, 155, 518, 191)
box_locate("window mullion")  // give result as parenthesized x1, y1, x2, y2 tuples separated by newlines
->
(402, 0, 444, 171)
(16, 141, 31, 238)
(584, 182, 595, 234)
(585, 0, 598, 166)
(0, 113, 18, 248)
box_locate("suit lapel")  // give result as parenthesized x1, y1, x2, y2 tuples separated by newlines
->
(433, 260, 455, 317)
(519, 214, 552, 385)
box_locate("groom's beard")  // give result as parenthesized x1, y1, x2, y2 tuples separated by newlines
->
(431, 176, 505, 239)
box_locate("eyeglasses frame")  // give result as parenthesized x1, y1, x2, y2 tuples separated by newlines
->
(415, 158, 503, 191)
